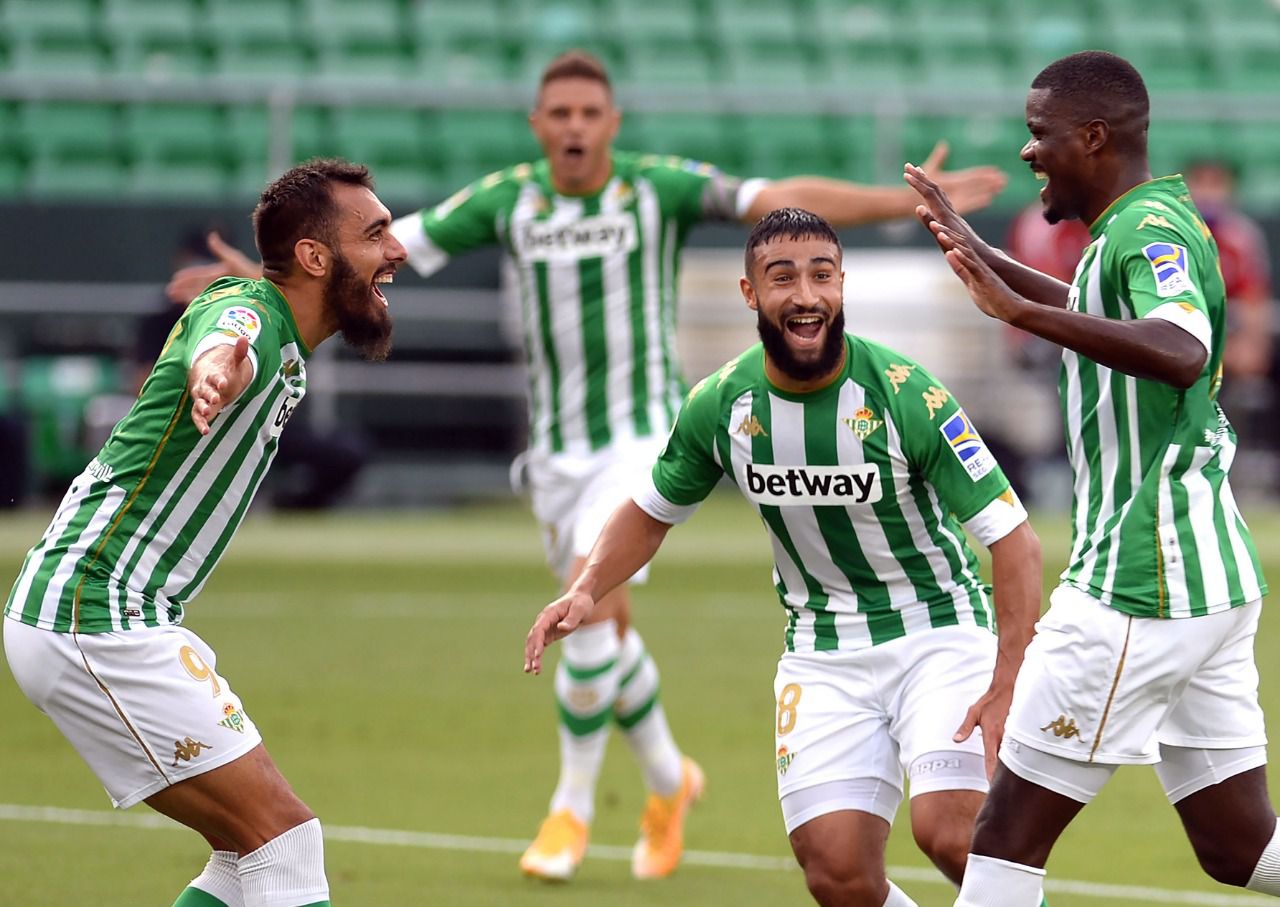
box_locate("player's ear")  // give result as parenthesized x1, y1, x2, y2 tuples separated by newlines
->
(740, 276, 758, 310)
(293, 238, 329, 278)
(1082, 119, 1109, 155)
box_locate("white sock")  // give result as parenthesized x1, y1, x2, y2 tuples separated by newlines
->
(190, 850, 243, 906)
(550, 619, 621, 823)
(615, 627, 683, 796)
(237, 818, 328, 907)
(955, 853, 1046, 907)
(1247, 818, 1280, 895)
(884, 879, 920, 906)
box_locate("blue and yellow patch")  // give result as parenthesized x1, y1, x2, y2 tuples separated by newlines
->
(1142, 242, 1194, 298)
(939, 410, 996, 481)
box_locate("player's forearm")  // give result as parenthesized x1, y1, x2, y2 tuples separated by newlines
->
(981, 246, 1073, 308)
(1005, 302, 1207, 387)
(746, 178, 919, 227)
(568, 501, 672, 602)
(988, 522, 1041, 687)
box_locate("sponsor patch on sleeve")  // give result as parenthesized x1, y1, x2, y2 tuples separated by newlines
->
(1142, 242, 1195, 298)
(215, 306, 262, 342)
(939, 410, 996, 482)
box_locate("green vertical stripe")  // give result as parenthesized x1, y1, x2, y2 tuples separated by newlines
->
(578, 195, 611, 450)
(1167, 444, 1206, 615)
(802, 389, 898, 646)
(659, 217, 680, 426)
(30, 493, 103, 631)
(627, 212, 651, 438)
(534, 261, 563, 452)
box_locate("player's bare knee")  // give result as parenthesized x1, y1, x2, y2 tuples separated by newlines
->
(913, 820, 970, 883)
(801, 857, 887, 907)
(1188, 834, 1262, 887)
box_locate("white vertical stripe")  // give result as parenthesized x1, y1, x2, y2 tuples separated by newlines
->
(37, 487, 127, 628)
(1063, 238, 1106, 579)
(637, 180, 669, 437)
(1223, 489, 1264, 605)
(661, 218, 681, 419)
(543, 197, 588, 450)
(7, 473, 93, 624)
(600, 178, 636, 441)
(1156, 444, 1191, 617)
(1181, 446, 1230, 608)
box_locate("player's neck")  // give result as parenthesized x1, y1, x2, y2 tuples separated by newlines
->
(269, 277, 329, 351)
(1085, 160, 1155, 227)
(548, 157, 614, 197)
(764, 348, 847, 395)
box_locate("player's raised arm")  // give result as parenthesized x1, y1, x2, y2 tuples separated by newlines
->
(524, 501, 673, 674)
(953, 519, 1042, 779)
(188, 335, 254, 434)
(167, 232, 264, 303)
(744, 141, 1007, 227)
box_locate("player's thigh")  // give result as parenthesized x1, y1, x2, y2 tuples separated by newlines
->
(1003, 584, 1231, 767)
(774, 652, 903, 834)
(4, 619, 263, 810)
(787, 806, 892, 889)
(885, 625, 995, 798)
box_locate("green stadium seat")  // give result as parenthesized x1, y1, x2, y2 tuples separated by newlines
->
(17, 102, 121, 157)
(509, 0, 603, 45)
(0, 154, 24, 198)
(829, 114, 898, 184)
(808, 0, 901, 48)
(721, 43, 820, 89)
(1148, 119, 1231, 176)
(225, 104, 330, 164)
(114, 39, 213, 78)
(28, 152, 129, 199)
(6, 36, 112, 76)
(330, 107, 432, 167)
(0, 0, 97, 43)
(100, 0, 198, 45)
(825, 44, 914, 93)
(707, 0, 801, 44)
(302, 0, 404, 48)
(213, 40, 315, 79)
(20, 356, 121, 484)
(123, 104, 228, 163)
(205, 0, 299, 45)
(414, 39, 516, 87)
(1239, 160, 1280, 211)
(918, 51, 1013, 94)
(435, 109, 541, 176)
(902, 2, 997, 53)
(904, 114, 1030, 180)
(620, 39, 718, 90)
(362, 161, 438, 208)
(623, 111, 741, 171)
(129, 158, 231, 200)
(604, 0, 703, 44)
(316, 43, 416, 83)
(736, 114, 849, 181)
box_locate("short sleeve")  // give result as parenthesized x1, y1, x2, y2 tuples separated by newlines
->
(392, 172, 508, 277)
(183, 290, 281, 391)
(643, 156, 758, 227)
(1113, 219, 1213, 355)
(637, 380, 725, 523)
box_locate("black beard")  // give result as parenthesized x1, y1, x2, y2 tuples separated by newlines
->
(757, 307, 846, 383)
(324, 254, 393, 362)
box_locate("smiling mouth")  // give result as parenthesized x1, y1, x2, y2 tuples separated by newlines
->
(785, 313, 825, 343)
(372, 271, 394, 307)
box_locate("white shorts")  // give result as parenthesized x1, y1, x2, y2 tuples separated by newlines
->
(526, 437, 665, 582)
(4, 617, 262, 808)
(773, 624, 996, 830)
(1004, 584, 1266, 765)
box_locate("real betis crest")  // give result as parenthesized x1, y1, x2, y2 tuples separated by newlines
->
(844, 407, 883, 441)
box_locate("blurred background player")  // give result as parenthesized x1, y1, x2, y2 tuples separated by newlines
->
(165, 48, 1010, 884)
(907, 51, 1279, 906)
(3, 159, 405, 907)
(524, 208, 1043, 907)
(1185, 158, 1277, 485)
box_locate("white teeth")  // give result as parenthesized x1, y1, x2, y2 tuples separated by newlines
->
(1034, 171, 1048, 181)
(375, 273, 394, 283)
(789, 315, 822, 325)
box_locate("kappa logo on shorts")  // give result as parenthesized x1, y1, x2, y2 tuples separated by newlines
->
(1040, 714, 1083, 741)
(776, 745, 796, 776)
(172, 736, 213, 766)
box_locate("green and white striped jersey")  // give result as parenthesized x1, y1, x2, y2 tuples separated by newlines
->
(636, 336, 1027, 653)
(391, 151, 760, 456)
(1060, 176, 1267, 618)
(5, 278, 309, 633)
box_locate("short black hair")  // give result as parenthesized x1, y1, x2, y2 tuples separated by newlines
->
(744, 208, 842, 274)
(540, 49, 611, 94)
(1031, 51, 1149, 151)
(253, 158, 374, 274)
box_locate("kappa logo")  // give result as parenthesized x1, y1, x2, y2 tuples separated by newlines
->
(515, 213, 638, 261)
(1142, 242, 1195, 298)
(743, 463, 881, 506)
(1041, 715, 1083, 740)
(776, 745, 796, 776)
(939, 410, 996, 482)
(885, 363, 916, 394)
(172, 736, 212, 766)
(922, 386, 950, 419)
(1137, 213, 1173, 231)
(843, 407, 883, 441)
(735, 415, 768, 437)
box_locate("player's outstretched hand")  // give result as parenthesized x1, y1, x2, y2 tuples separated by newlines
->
(918, 141, 1008, 216)
(524, 591, 595, 675)
(903, 161, 988, 256)
(954, 680, 1014, 780)
(940, 240, 1024, 323)
(189, 336, 253, 435)
(166, 232, 263, 304)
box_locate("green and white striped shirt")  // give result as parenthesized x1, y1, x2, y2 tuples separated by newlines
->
(636, 337, 1027, 653)
(1060, 175, 1266, 618)
(5, 278, 309, 633)
(391, 151, 761, 456)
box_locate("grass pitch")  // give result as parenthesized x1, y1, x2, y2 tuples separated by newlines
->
(1, 495, 1278, 906)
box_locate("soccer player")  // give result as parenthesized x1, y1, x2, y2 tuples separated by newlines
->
(904, 51, 1280, 905)
(165, 49, 1009, 881)
(525, 208, 1043, 906)
(3, 159, 406, 907)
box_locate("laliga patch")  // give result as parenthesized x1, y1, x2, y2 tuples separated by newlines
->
(939, 410, 996, 481)
(1142, 242, 1195, 298)
(215, 306, 262, 342)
